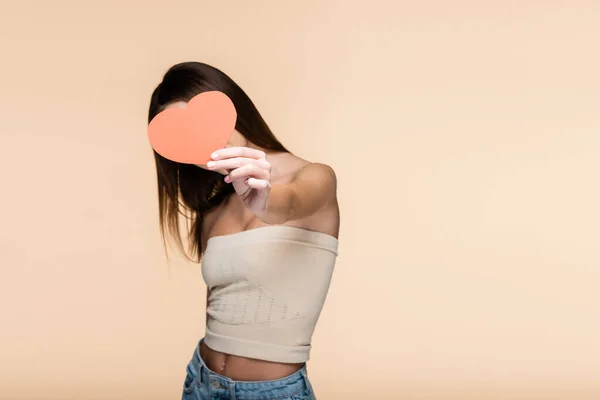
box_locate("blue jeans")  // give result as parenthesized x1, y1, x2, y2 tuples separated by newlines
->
(182, 340, 317, 400)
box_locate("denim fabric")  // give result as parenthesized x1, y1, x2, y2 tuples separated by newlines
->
(182, 340, 316, 400)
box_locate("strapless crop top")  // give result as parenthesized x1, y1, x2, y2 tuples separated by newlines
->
(201, 225, 339, 363)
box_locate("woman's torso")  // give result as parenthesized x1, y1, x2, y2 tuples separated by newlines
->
(199, 154, 339, 381)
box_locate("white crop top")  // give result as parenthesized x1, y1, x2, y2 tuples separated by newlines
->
(201, 225, 339, 363)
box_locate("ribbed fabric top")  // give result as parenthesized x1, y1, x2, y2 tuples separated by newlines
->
(201, 225, 338, 363)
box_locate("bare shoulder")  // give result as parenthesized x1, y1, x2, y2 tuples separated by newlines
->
(293, 162, 337, 195)
(289, 161, 339, 236)
(268, 152, 339, 234)
(296, 161, 337, 178)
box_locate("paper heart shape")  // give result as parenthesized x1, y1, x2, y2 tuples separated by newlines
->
(148, 91, 237, 165)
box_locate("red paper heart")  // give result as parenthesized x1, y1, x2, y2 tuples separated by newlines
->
(148, 91, 237, 165)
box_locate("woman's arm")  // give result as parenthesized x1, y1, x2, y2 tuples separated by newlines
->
(255, 163, 337, 224)
(207, 148, 337, 224)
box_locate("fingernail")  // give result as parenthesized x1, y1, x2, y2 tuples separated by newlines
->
(207, 161, 216, 168)
(224, 175, 230, 183)
(211, 153, 219, 159)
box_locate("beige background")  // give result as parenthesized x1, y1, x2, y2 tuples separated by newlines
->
(1, 1, 599, 399)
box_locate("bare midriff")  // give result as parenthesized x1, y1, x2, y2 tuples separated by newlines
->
(199, 341, 304, 381)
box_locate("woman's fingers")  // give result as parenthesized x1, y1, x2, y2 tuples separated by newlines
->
(211, 147, 266, 161)
(225, 163, 270, 183)
(246, 178, 270, 189)
(209, 148, 272, 192)
(207, 157, 270, 172)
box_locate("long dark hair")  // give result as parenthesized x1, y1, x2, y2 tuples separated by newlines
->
(148, 62, 288, 261)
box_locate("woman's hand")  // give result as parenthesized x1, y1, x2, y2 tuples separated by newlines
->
(206, 147, 272, 214)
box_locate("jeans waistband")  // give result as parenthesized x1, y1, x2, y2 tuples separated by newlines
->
(191, 339, 312, 399)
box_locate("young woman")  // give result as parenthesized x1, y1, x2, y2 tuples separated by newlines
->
(148, 62, 340, 400)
